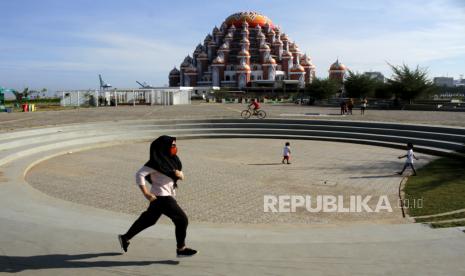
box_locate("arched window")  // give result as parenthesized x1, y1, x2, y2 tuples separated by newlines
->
(225, 75, 230, 81)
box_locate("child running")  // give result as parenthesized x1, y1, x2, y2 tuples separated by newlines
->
(397, 143, 419, 176)
(282, 142, 291, 164)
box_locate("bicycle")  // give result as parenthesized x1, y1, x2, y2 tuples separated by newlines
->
(241, 107, 267, 119)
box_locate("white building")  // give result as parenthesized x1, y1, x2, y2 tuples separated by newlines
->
(59, 87, 192, 107)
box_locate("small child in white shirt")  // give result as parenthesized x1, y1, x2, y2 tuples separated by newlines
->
(397, 143, 419, 176)
(282, 142, 291, 164)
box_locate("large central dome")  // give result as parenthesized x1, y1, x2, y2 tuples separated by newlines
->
(224, 11, 274, 28)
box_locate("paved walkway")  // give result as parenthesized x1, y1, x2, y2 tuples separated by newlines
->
(0, 107, 464, 275)
(26, 139, 434, 225)
(2, 103, 465, 133)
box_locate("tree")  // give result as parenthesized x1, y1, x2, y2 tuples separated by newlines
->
(344, 71, 380, 98)
(12, 88, 30, 105)
(374, 82, 394, 99)
(304, 78, 339, 100)
(387, 64, 436, 103)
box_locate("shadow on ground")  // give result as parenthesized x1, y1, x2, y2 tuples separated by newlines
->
(0, 252, 179, 273)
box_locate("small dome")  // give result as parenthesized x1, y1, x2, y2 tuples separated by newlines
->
(257, 32, 266, 39)
(197, 51, 208, 59)
(240, 37, 250, 44)
(260, 43, 270, 50)
(300, 54, 313, 66)
(289, 42, 300, 52)
(204, 34, 212, 41)
(290, 64, 305, 72)
(282, 50, 293, 58)
(330, 59, 347, 71)
(238, 49, 251, 57)
(181, 55, 192, 67)
(213, 26, 220, 33)
(273, 38, 283, 45)
(169, 67, 180, 75)
(280, 33, 289, 41)
(185, 65, 197, 73)
(236, 63, 251, 71)
(225, 32, 233, 39)
(264, 56, 276, 65)
(242, 19, 249, 28)
(213, 55, 225, 64)
(219, 43, 230, 50)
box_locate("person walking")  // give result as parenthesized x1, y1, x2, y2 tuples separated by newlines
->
(361, 97, 367, 115)
(282, 142, 291, 164)
(347, 98, 354, 115)
(397, 143, 419, 176)
(118, 135, 197, 257)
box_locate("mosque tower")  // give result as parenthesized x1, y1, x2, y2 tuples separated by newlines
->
(328, 59, 347, 84)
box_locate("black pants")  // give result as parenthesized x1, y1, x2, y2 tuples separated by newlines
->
(123, 196, 188, 249)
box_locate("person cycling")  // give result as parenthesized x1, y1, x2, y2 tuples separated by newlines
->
(248, 99, 260, 115)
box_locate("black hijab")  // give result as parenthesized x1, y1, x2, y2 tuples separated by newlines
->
(144, 135, 182, 185)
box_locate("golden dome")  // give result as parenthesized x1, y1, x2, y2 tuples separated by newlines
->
(224, 11, 274, 29)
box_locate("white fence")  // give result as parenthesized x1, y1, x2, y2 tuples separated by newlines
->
(59, 88, 192, 107)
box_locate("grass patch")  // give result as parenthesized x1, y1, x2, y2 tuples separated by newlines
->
(414, 212, 465, 223)
(430, 221, 465, 228)
(404, 157, 465, 218)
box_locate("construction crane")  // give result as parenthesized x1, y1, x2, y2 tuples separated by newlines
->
(136, 81, 155, 89)
(99, 74, 112, 90)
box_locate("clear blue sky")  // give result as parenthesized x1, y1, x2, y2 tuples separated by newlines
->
(1, 0, 464, 93)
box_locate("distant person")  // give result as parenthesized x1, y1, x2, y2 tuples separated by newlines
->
(361, 97, 367, 115)
(282, 142, 291, 164)
(397, 143, 419, 176)
(347, 98, 354, 115)
(340, 100, 347, 115)
(118, 135, 197, 257)
(249, 98, 260, 115)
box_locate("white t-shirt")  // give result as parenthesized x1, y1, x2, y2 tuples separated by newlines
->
(406, 149, 414, 164)
(135, 166, 176, 196)
(283, 146, 291, 156)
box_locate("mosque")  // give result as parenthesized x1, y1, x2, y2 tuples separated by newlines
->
(169, 11, 347, 92)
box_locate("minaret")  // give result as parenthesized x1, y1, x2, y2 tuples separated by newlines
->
(272, 35, 283, 61)
(300, 54, 316, 84)
(329, 59, 347, 84)
(212, 53, 225, 87)
(184, 64, 198, 87)
(169, 66, 181, 87)
(208, 40, 217, 63)
(280, 33, 289, 51)
(236, 58, 251, 89)
(262, 56, 277, 81)
(180, 55, 193, 87)
(197, 51, 208, 76)
(218, 42, 230, 66)
(281, 50, 293, 77)
(289, 58, 306, 88)
(259, 43, 271, 64)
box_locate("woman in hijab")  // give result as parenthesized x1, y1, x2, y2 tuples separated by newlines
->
(118, 135, 197, 257)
